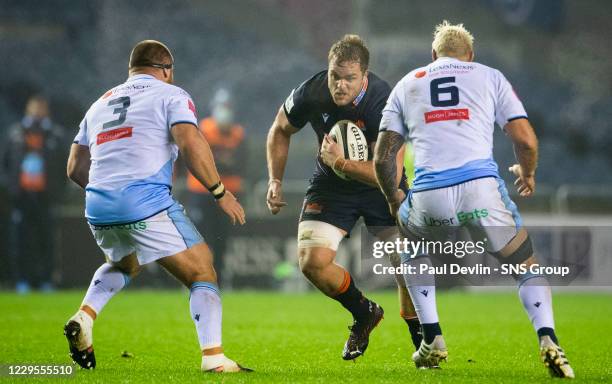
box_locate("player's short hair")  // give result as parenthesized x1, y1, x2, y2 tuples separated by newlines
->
(129, 40, 174, 69)
(432, 20, 474, 58)
(328, 34, 369, 72)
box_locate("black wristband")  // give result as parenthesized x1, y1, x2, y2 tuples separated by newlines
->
(207, 181, 221, 193)
(211, 183, 226, 200)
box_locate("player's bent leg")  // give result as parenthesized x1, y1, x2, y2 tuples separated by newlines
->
(65, 253, 138, 369)
(156, 243, 251, 373)
(297, 220, 384, 360)
(492, 230, 574, 378)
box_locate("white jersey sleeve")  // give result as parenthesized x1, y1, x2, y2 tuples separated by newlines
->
(73, 116, 89, 146)
(167, 88, 198, 128)
(494, 70, 528, 128)
(380, 82, 408, 138)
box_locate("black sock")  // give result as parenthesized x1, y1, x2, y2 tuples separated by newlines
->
(421, 322, 442, 344)
(404, 317, 423, 349)
(332, 275, 371, 321)
(537, 327, 558, 344)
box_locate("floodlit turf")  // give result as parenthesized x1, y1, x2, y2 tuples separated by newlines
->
(0, 290, 611, 383)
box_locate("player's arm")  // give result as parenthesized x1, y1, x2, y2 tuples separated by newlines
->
(374, 130, 406, 214)
(265, 106, 299, 214)
(319, 135, 376, 186)
(66, 144, 91, 189)
(320, 136, 404, 187)
(505, 118, 538, 196)
(172, 123, 245, 224)
(373, 83, 409, 216)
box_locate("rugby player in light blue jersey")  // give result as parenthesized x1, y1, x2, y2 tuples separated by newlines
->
(64, 40, 250, 373)
(374, 21, 574, 378)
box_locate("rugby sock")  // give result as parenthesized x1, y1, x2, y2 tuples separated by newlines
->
(190, 282, 222, 350)
(401, 255, 441, 343)
(332, 271, 372, 321)
(81, 263, 130, 315)
(403, 316, 423, 349)
(518, 275, 557, 343)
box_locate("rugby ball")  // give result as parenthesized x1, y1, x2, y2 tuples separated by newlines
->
(328, 120, 368, 180)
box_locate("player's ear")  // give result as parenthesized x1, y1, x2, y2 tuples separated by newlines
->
(432, 49, 437, 61)
(468, 50, 475, 62)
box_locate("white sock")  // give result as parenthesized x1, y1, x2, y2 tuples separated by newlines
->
(402, 255, 439, 324)
(518, 275, 555, 332)
(190, 282, 222, 350)
(82, 263, 130, 314)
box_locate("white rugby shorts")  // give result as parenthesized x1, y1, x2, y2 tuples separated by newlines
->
(89, 201, 204, 265)
(398, 177, 521, 253)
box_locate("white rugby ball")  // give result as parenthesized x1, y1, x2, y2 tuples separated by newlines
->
(328, 120, 368, 180)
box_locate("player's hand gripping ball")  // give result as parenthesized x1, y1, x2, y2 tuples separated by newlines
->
(323, 120, 368, 180)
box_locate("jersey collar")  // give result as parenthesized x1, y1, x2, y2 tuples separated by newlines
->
(352, 75, 369, 107)
(435, 56, 461, 63)
(126, 74, 156, 82)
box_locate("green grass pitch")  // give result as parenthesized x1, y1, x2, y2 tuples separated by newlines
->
(1, 290, 611, 383)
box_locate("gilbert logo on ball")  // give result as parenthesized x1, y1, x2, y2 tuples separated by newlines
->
(328, 120, 368, 180)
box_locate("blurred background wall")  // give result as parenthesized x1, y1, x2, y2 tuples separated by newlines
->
(0, 0, 611, 290)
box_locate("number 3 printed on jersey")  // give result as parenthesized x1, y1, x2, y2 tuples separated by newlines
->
(103, 96, 130, 129)
(430, 77, 459, 107)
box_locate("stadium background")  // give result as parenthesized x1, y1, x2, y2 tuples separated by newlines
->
(0, 0, 611, 290)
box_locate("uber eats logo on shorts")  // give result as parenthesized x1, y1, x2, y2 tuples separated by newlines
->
(94, 221, 148, 231)
(424, 209, 488, 226)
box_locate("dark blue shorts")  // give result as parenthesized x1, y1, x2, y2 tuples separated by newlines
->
(299, 188, 396, 235)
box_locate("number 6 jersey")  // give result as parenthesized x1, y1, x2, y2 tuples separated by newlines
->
(380, 57, 527, 192)
(73, 74, 198, 225)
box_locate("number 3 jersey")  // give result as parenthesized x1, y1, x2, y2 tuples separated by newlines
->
(73, 74, 198, 225)
(380, 57, 527, 192)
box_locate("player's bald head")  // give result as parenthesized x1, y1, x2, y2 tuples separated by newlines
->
(432, 20, 474, 60)
(128, 40, 174, 70)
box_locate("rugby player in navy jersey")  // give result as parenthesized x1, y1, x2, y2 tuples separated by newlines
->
(266, 35, 425, 362)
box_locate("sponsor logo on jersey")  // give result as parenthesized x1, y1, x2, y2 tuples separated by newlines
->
(415, 70, 427, 78)
(424, 108, 470, 124)
(322, 113, 330, 123)
(96, 127, 133, 145)
(284, 89, 295, 113)
(188, 99, 197, 118)
(429, 63, 474, 74)
(102, 89, 114, 99)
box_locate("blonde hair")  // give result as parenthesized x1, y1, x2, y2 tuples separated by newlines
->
(432, 20, 474, 58)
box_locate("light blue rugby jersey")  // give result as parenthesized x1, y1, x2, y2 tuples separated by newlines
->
(380, 57, 528, 192)
(74, 74, 198, 225)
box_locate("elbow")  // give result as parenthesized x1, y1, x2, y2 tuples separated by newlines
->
(373, 157, 387, 174)
(516, 136, 538, 153)
(67, 167, 78, 183)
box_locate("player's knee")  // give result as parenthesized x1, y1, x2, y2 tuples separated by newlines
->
(492, 229, 534, 272)
(298, 249, 323, 277)
(112, 255, 141, 277)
